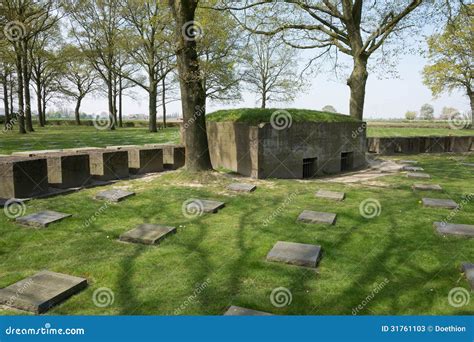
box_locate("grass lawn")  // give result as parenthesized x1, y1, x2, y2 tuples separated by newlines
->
(0, 126, 180, 155)
(0, 153, 473, 315)
(367, 127, 474, 137)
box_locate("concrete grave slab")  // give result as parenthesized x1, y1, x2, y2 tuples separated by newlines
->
(145, 144, 185, 169)
(188, 199, 225, 213)
(0, 157, 49, 199)
(119, 224, 176, 245)
(315, 189, 345, 201)
(297, 210, 336, 225)
(266, 241, 321, 268)
(461, 163, 474, 167)
(95, 189, 135, 202)
(407, 172, 431, 179)
(44, 153, 91, 189)
(88, 150, 129, 181)
(224, 306, 273, 316)
(422, 198, 458, 209)
(0, 270, 87, 314)
(125, 147, 163, 174)
(16, 211, 72, 228)
(227, 183, 256, 192)
(412, 184, 443, 191)
(460, 263, 474, 289)
(400, 160, 418, 165)
(403, 166, 424, 172)
(434, 222, 474, 237)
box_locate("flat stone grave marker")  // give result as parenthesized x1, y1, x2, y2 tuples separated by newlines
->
(407, 172, 431, 179)
(412, 184, 442, 191)
(16, 211, 72, 228)
(422, 198, 458, 209)
(403, 166, 424, 172)
(224, 306, 273, 316)
(460, 263, 474, 289)
(434, 222, 474, 237)
(95, 189, 135, 202)
(315, 189, 345, 201)
(0, 270, 87, 314)
(461, 163, 474, 167)
(188, 199, 225, 213)
(227, 183, 256, 192)
(266, 241, 321, 268)
(297, 210, 336, 225)
(400, 160, 418, 165)
(119, 224, 176, 245)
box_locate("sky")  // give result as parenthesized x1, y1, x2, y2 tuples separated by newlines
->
(76, 50, 468, 120)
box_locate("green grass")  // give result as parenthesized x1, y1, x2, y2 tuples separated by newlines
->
(207, 108, 360, 124)
(0, 154, 473, 315)
(0, 126, 180, 155)
(368, 127, 474, 137)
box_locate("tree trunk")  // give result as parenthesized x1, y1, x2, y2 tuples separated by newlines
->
(468, 88, 473, 128)
(119, 75, 123, 128)
(9, 74, 14, 116)
(162, 77, 167, 129)
(107, 76, 115, 130)
(36, 78, 44, 127)
(75, 97, 82, 125)
(347, 55, 369, 120)
(149, 80, 158, 133)
(22, 45, 34, 132)
(42, 85, 47, 125)
(2, 71, 9, 129)
(15, 50, 26, 134)
(169, 0, 212, 171)
(261, 94, 266, 109)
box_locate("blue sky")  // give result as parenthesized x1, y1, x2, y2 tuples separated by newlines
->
(78, 43, 469, 120)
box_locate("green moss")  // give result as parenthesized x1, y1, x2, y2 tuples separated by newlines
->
(206, 108, 360, 124)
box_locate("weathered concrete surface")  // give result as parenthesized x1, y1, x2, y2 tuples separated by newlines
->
(224, 306, 273, 316)
(16, 211, 72, 228)
(434, 222, 474, 237)
(63, 147, 102, 153)
(402, 166, 424, 172)
(12, 149, 62, 157)
(407, 172, 431, 179)
(88, 150, 129, 181)
(422, 198, 458, 209)
(460, 263, 474, 289)
(44, 153, 91, 189)
(0, 157, 49, 198)
(315, 189, 345, 201)
(95, 189, 135, 202)
(187, 199, 225, 213)
(145, 144, 185, 170)
(128, 148, 163, 174)
(297, 210, 336, 225)
(227, 183, 256, 192)
(368, 136, 473, 155)
(106, 145, 140, 150)
(207, 121, 367, 179)
(266, 241, 321, 268)
(412, 184, 442, 191)
(119, 224, 176, 245)
(0, 271, 87, 314)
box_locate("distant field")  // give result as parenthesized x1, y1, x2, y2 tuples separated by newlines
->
(0, 123, 472, 155)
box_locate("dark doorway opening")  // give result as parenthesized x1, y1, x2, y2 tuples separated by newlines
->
(303, 158, 318, 178)
(340, 152, 354, 172)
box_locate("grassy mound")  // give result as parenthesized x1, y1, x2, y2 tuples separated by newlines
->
(206, 108, 360, 124)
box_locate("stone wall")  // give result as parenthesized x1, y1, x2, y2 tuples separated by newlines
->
(368, 136, 473, 155)
(207, 121, 367, 179)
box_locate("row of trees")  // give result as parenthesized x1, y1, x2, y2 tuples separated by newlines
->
(1, 0, 472, 171)
(405, 105, 463, 121)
